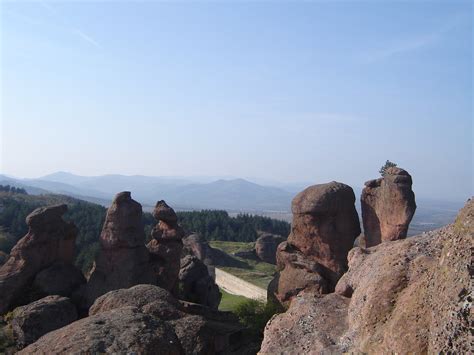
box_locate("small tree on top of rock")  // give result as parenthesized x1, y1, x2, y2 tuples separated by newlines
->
(379, 160, 397, 176)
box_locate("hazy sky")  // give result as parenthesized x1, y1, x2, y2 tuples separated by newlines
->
(1, 0, 472, 201)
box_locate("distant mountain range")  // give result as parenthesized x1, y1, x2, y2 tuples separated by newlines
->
(0, 172, 467, 235)
(0, 172, 296, 212)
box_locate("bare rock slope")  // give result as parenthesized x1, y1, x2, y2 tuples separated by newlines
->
(261, 198, 473, 354)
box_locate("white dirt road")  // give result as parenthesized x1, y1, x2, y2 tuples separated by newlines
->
(215, 268, 267, 301)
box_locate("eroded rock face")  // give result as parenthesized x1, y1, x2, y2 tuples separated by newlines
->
(361, 167, 416, 247)
(179, 255, 221, 310)
(85, 192, 155, 306)
(0, 205, 78, 314)
(270, 182, 360, 306)
(147, 200, 184, 293)
(261, 199, 473, 354)
(11, 295, 78, 349)
(255, 233, 285, 264)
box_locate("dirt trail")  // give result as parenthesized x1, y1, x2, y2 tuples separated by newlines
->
(215, 268, 267, 301)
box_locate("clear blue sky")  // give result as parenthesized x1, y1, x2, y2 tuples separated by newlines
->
(1, 0, 472, 201)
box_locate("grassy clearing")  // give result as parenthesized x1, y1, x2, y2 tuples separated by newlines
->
(210, 241, 276, 289)
(218, 289, 251, 312)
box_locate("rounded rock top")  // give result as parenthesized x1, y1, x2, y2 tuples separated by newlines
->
(291, 181, 356, 215)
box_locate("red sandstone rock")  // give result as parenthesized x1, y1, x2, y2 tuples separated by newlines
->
(270, 182, 360, 306)
(85, 192, 156, 306)
(0, 205, 77, 314)
(147, 200, 184, 293)
(361, 167, 416, 247)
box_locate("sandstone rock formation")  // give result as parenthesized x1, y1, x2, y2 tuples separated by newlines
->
(269, 182, 360, 306)
(255, 233, 285, 264)
(179, 255, 221, 309)
(0, 205, 78, 314)
(147, 200, 184, 293)
(361, 167, 416, 247)
(260, 198, 472, 354)
(21, 284, 245, 354)
(11, 295, 77, 349)
(85, 192, 155, 306)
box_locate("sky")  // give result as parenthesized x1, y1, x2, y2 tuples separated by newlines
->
(0, 0, 472, 201)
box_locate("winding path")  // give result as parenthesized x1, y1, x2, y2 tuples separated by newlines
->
(215, 268, 267, 301)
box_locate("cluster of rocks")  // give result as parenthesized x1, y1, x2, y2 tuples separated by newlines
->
(0, 192, 234, 352)
(260, 169, 471, 353)
(260, 198, 472, 353)
(268, 168, 418, 308)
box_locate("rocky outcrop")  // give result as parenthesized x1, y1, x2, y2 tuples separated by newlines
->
(261, 198, 472, 354)
(147, 200, 184, 293)
(361, 167, 416, 247)
(21, 284, 245, 354)
(11, 295, 77, 349)
(270, 182, 360, 306)
(179, 255, 221, 309)
(85, 192, 155, 306)
(255, 233, 285, 264)
(0, 205, 78, 314)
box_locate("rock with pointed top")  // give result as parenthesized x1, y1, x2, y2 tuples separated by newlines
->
(85, 192, 156, 307)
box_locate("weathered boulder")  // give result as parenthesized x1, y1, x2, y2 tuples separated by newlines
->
(32, 262, 86, 298)
(179, 255, 221, 309)
(89, 284, 181, 319)
(147, 200, 184, 293)
(261, 198, 473, 354)
(361, 167, 416, 247)
(19, 307, 183, 355)
(85, 192, 155, 306)
(255, 233, 285, 264)
(11, 295, 78, 348)
(0, 205, 78, 314)
(24, 284, 244, 355)
(270, 182, 360, 306)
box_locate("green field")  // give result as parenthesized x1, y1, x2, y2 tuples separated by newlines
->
(210, 241, 276, 289)
(218, 289, 251, 312)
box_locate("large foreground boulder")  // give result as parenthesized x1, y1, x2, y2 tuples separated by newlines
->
(11, 295, 77, 349)
(0, 205, 78, 314)
(261, 198, 473, 354)
(147, 201, 184, 293)
(19, 307, 182, 355)
(270, 182, 360, 306)
(85, 192, 156, 306)
(21, 284, 246, 354)
(361, 167, 416, 247)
